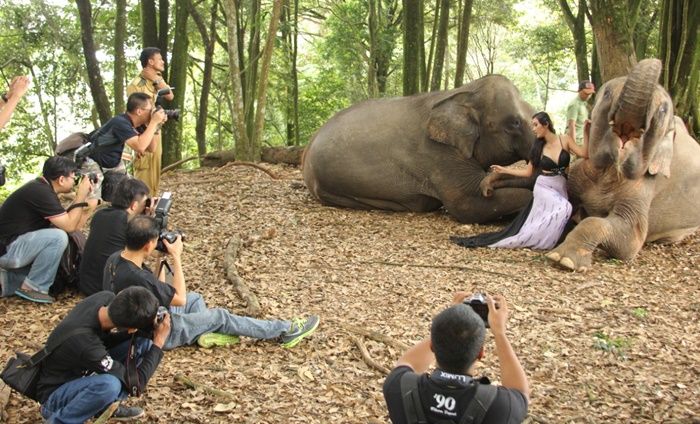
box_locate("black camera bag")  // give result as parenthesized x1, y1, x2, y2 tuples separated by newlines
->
(1, 328, 92, 401)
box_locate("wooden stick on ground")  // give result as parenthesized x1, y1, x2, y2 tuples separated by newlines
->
(161, 155, 205, 174)
(357, 260, 520, 279)
(174, 374, 235, 399)
(0, 382, 10, 423)
(342, 323, 409, 351)
(351, 336, 391, 374)
(223, 235, 261, 316)
(213, 161, 279, 179)
(93, 401, 119, 424)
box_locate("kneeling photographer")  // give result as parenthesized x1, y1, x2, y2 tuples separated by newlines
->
(78, 92, 166, 200)
(383, 292, 529, 424)
(103, 214, 319, 351)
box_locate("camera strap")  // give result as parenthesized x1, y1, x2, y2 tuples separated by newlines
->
(429, 369, 475, 389)
(125, 333, 141, 397)
(158, 259, 173, 278)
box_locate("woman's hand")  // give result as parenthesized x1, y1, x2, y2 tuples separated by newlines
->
(490, 165, 506, 174)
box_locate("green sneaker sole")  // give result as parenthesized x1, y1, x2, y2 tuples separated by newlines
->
(197, 333, 240, 349)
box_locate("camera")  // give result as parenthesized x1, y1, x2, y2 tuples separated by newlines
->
(153, 192, 186, 252)
(154, 306, 168, 326)
(76, 171, 99, 184)
(73, 142, 95, 168)
(155, 87, 180, 121)
(464, 293, 489, 327)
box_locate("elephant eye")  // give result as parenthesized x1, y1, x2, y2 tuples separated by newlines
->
(509, 119, 521, 129)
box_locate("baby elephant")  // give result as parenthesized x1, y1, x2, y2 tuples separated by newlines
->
(547, 59, 700, 271)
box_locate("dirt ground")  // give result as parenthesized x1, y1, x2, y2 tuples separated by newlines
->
(1, 164, 699, 423)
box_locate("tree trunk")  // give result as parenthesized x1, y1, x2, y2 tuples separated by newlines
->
(454, 0, 473, 87)
(282, 0, 300, 145)
(402, 0, 421, 95)
(113, 0, 127, 114)
(222, 0, 252, 158)
(158, 0, 170, 81)
(559, 0, 589, 82)
(162, 0, 188, 166)
(418, 0, 427, 92)
(588, 0, 638, 82)
(141, 0, 158, 48)
(430, 0, 450, 91)
(425, 0, 440, 89)
(245, 0, 262, 141)
(188, 0, 216, 158)
(250, 0, 283, 158)
(590, 32, 603, 89)
(75, 0, 112, 125)
(659, 0, 699, 136)
(368, 0, 379, 97)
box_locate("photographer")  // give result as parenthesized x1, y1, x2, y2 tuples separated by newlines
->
(79, 178, 151, 296)
(0, 75, 30, 130)
(383, 292, 529, 424)
(80, 92, 166, 199)
(127, 47, 174, 195)
(0, 156, 96, 303)
(104, 215, 320, 350)
(37, 286, 170, 422)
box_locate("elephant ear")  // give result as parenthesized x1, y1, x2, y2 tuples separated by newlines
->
(427, 92, 479, 159)
(644, 99, 674, 178)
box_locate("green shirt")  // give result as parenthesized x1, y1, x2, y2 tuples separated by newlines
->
(566, 96, 589, 145)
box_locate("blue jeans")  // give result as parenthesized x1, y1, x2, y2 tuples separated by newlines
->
(40, 338, 151, 424)
(165, 292, 291, 350)
(0, 228, 67, 296)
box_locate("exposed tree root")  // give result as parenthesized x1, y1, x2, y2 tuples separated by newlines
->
(351, 336, 391, 374)
(93, 401, 119, 424)
(223, 235, 261, 316)
(174, 374, 235, 399)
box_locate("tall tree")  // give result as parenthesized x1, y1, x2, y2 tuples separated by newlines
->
(281, 0, 300, 145)
(75, 0, 111, 125)
(659, 0, 700, 136)
(245, 0, 262, 141)
(430, 0, 450, 91)
(113, 0, 127, 114)
(402, 0, 422, 95)
(558, 0, 590, 82)
(158, 0, 170, 81)
(454, 0, 474, 87)
(588, 0, 639, 81)
(161, 0, 188, 165)
(368, 0, 379, 97)
(141, 0, 159, 47)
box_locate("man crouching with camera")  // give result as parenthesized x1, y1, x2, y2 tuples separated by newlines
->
(383, 292, 529, 424)
(36, 286, 171, 422)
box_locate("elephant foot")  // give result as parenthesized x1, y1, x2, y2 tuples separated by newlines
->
(545, 244, 592, 272)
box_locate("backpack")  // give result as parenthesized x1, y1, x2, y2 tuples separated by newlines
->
(55, 132, 92, 161)
(49, 231, 86, 296)
(400, 372, 498, 424)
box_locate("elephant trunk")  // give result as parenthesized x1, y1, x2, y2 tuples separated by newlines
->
(612, 59, 662, 138)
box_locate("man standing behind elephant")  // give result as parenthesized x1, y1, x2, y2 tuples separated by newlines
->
(566, 80, 595, 147)
(127, 47, 174, 195)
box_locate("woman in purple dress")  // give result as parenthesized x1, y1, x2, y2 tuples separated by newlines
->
(452, 111, 589, 250)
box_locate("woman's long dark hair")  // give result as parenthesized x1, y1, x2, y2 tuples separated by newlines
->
(529, 111, 556, 168)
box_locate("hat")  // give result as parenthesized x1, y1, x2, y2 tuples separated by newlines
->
(578, 80, 595, 92)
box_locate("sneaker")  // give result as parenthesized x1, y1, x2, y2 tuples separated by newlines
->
(14, 287, 54, 304)
(280, 315, 320, 348)
(111, 405, 145, 421)
(197, 333, 240, 349)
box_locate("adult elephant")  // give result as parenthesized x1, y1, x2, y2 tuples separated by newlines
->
(546, 59, 700, 271)
(302, 75, 536, 224)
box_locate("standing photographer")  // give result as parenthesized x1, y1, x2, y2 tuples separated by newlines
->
(80, 92, 166, 199)
(0, 156, 96, 303)
(36, 287, 170, 422)
(127, 47, 174, 195)
(0, 75, 30, 130)
(383, 292, 529, 423)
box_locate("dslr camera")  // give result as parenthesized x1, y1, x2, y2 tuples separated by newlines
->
(154, 306, 168, 326)
(76, 170, 99, 184)
(464, 293, 489, 328)
(155, 87, 179, 121)
(153, 191, 185, 253)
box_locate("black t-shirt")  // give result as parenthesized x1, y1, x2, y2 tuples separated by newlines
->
(78, 207, 129, 296)
(103, 251, 176, 307)
(0, 178, 66, 242)
(383, 366, 528, 424)
(36, 291, 164, 404)
(89, 114, 140, 168)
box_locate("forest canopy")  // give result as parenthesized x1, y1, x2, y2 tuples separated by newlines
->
(0, 0, 697, 195)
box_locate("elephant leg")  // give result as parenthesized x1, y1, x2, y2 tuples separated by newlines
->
(546, 212, 648, 272)
(444, 188, 532, 224)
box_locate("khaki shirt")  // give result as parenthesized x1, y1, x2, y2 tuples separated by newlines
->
(126, 76, 157, 102)
(566, 96, 589, 145)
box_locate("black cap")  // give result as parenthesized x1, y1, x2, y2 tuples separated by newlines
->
(578, 80, 595, 91)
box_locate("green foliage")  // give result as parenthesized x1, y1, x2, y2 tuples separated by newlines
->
(631, 307, 648, 319)
(593, 331, 631, 358)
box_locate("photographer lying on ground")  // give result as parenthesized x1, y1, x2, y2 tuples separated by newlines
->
(0, 75, 30, 130)
(0, 156, 96, 303)
(37, 286, 170, 422)
(79, 92, 167, 199)
(383, 292, 529, 424)
(79, 178, 151, 296)
(103, 215, 319, 350)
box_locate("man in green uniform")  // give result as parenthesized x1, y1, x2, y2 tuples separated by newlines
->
(566, 80, 595, 147)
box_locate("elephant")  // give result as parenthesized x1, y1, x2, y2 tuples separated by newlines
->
(546, 59, 700, 271)
(302, 75, 537, 224)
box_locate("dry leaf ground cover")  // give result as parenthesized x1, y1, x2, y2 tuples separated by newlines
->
(1, 164, 699, 423)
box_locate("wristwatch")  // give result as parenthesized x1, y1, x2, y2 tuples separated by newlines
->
(1, 92, 8, 102)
